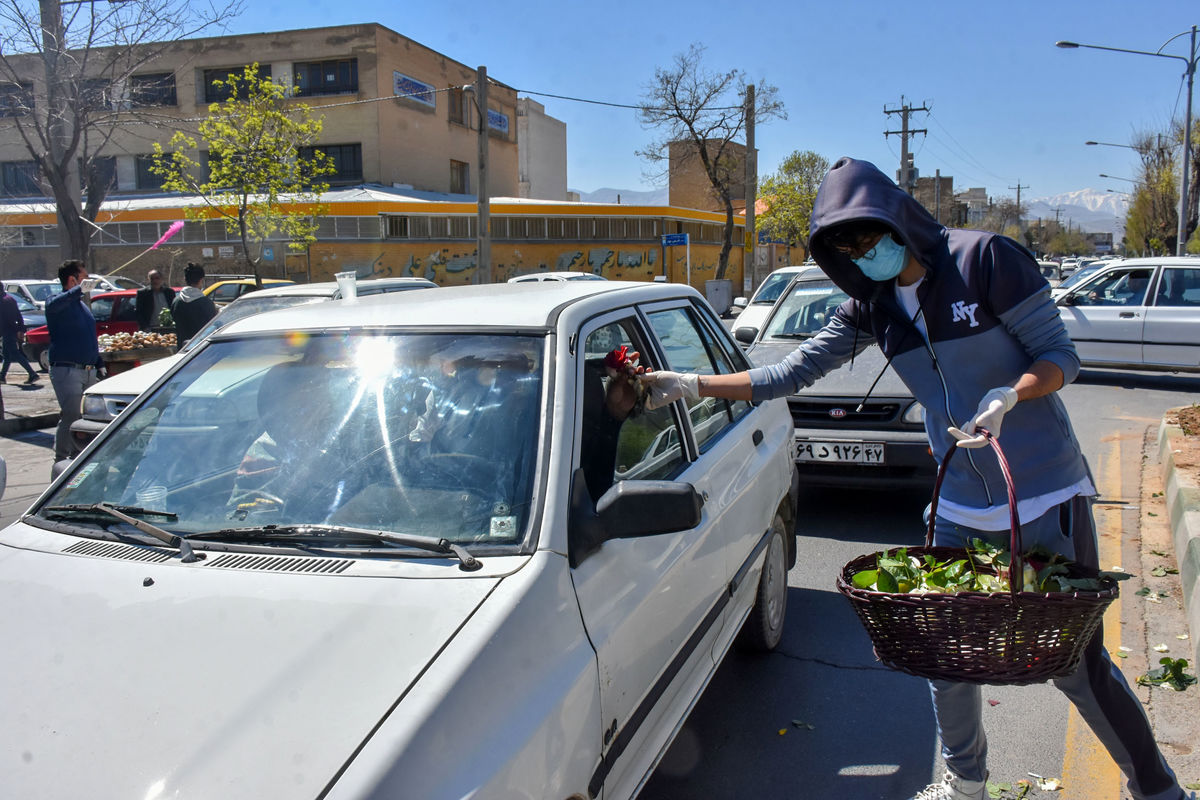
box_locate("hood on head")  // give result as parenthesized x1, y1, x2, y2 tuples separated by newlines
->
(808, 157, 947, 303)
(177, 286, 206, 301)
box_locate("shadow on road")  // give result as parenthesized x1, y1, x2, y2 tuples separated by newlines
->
(644, 585, 938, 799)
(797, 486, 930, 546)
(1075, 368, 1200, 392)
(4, 430, 54, 450)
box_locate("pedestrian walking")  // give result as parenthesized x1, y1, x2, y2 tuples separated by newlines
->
(170, 263, 218, 345)
(640, 157, 1186, 800)
(136, 269, 175, 330)
(45, 261, 103, 463)
(0, 282, 39, 384)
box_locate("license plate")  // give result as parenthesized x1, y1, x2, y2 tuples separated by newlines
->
(795, 439, 885, 465)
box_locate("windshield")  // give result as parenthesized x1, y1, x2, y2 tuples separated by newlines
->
(181, 294, 326, 353)
(14, 295, 36, 313)
(762, 280, 849, 339)
(25, 282, 58, 301)
(750, 271, 798, 305)
(39, 332, 544, 547)
(1058, 265, 1103, 292)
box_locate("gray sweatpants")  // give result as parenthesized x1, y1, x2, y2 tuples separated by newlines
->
(930, 495, 1182, 800)
(50, 365, 98, 462)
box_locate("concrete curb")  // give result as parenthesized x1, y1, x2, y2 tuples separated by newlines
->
(1158, 413, 1200, 670)
(0, 412, 58, 436)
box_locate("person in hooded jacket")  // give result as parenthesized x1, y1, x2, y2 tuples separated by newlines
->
(640, 157, 1185, 800)
(170, 263, 218, 346)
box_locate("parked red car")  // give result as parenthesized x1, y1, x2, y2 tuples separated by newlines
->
(23, 290, 144, 372)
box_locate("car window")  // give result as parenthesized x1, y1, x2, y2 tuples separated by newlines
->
(1058, 265, 1102, 291)
(211, 283, 242, 302)
(27, 282, 58, 302)
(647, 305, 747, 453)
(41, 332, 544, 546)
(13, 296, 36, 313)
(114, 296, 138, 323)
(750, 272, 794, 305)
(763, 279, 849, 339)
(181, 295, 327, 352)
(89, 296, 115, 322)
(1068, 267, 1153, 307)
(1153, 267, 1200, 307)
(579, 320, 685, 497)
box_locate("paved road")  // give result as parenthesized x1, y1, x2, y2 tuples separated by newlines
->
(642, 367, 1200, 799)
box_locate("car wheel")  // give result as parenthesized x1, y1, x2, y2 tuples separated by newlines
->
(38, 348, 49, 372)
(736, 513, 788, 652)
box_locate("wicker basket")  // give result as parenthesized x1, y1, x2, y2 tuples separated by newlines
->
(836, 432, 1119, 685)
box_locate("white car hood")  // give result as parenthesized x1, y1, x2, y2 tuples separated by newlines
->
(0, 531, 503, 799)
(89, 352, 184, 397)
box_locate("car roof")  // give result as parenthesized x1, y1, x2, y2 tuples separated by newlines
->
(508, 271, 604, 282)
(1092, 256, 1200, 268)
(91, 289, 138, 298)
(247, 278, 437, 299)
(217, 281, 700, 337)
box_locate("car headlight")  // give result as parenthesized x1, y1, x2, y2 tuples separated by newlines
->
(901, 401, 925, 425)
(81, 394, 110, 420)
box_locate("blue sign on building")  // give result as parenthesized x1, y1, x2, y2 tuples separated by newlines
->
(393, 71, 436, 108)
(661, 233, 689, 247)
(488, 109, 509, 134)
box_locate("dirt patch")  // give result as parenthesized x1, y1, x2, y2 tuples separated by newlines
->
(1176, 404, 1200, 437)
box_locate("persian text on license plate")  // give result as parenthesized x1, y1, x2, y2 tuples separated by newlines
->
(795, 440, 885, 465)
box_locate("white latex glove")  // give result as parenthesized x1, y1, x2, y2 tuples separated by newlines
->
(640, 371, 700, 411)
(948, 386, 1018, 449)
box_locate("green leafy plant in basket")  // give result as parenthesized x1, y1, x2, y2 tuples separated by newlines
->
(851, 539, 1131, 595)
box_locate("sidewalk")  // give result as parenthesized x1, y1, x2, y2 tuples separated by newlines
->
(1158, 408, 1200, 671)
(0, 376, 59, 435)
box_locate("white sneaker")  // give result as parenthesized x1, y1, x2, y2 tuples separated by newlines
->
(908, 771, 987, 800)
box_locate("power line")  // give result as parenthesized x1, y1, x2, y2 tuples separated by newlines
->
(926, 111, 1016, 183)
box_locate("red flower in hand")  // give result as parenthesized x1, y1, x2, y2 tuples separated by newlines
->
(604, 346, 631, 372)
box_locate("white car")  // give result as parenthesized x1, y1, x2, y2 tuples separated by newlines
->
(507, 270, 607, 282)
(69, 277, 438, 450)
(6, 281, 798, 799)
(3, 278, 60, 309)
(1056, 256, 1200, 372)
(731, 265, 823, 344)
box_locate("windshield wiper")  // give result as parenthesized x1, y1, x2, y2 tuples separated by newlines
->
(43, 503, 199, 563)
(189, 523, 482, 571)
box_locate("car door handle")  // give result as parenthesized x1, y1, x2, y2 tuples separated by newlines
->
(1119, 312, 1137, 318)
(752, 429, 764, 446)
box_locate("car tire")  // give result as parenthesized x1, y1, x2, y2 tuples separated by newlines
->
(735, 513, 788, 652)
(38, 347, 49, 372)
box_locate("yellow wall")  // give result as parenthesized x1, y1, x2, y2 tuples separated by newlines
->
(304, 240, 742, 289)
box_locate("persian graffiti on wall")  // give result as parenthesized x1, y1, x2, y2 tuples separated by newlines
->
(305, 241, 737, 288)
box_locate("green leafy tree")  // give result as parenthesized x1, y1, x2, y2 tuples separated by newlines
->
(637, 44, 784, 280)
(1123, 133, 1178, 256)
(756, 150, 829, 260)
(152, 65, 333, 284)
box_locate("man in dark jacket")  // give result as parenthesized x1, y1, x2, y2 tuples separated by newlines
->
(0, 282, 39, 384)
(641, 157, 1185, 800)
(46, 261, 103, 462)
(136, 269, 175, 330)
(170, 263, 218, 345)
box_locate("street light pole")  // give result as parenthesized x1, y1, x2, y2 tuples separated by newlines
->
(1058, 26, 1198, 255)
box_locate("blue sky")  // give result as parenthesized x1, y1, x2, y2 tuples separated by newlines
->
(229, 0, 1196, 202)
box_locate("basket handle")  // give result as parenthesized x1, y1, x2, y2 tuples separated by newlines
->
(924, 429, 1023, 597)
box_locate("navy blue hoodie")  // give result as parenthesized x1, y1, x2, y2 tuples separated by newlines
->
(748, 157, 1088, 512)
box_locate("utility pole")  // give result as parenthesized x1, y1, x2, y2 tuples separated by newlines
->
(474, 65, 491, 283)
(1009, 180, 1029, 233)
(743, 84, 757, 292)
(934, 168, 941, 224)
(884, 96, 929, 194)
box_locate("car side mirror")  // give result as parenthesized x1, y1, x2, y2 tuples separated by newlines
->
(732, 297, 748, 309)
(567, 468, 704, 567)
(734, 326, 757, 345)
(1062, 294, 1079, 306)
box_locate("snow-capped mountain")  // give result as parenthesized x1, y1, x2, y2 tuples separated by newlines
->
(1025, 188, 1128, 236)
(571, 187, 668, 205)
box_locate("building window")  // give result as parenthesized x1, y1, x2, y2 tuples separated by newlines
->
(82, 156, 117, 195)
(450, 159, 470, 194)
(298, 143, 363, 184)
(448, 87, 465, 125)
(80, 78, 112, 111)
(0, 82, 33, 117)
(131, 72, 177, 107)
(203, 65, 271, 104)
(134, 155, 165, 191)
(449, 216, 473, 239)
(1, 161, 41, 196)
(294, 59, 357, 97)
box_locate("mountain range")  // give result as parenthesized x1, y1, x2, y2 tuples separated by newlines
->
(572, 187, 1126, 236)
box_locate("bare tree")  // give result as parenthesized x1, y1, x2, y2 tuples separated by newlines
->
(0, 0, 242, 263)
(638, 44, 784, 280)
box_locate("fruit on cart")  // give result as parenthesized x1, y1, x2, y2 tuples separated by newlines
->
(98, 331, 178, 353)
(850, 539, 1129, 595)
